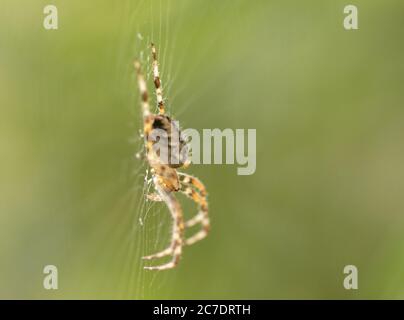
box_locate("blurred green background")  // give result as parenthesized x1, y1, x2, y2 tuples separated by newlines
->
(1, 0, 404, 299)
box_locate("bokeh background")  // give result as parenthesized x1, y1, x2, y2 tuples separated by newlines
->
(1, 0, 404, 299)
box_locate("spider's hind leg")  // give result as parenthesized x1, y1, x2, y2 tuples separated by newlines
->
(142, 245, 182, 271)
(142, 183, 185, 270)
(142, 246, 173, 261)
(178, 173, 210, 246)
(146, 193, 163, 202)
(142, 229, 183, 270)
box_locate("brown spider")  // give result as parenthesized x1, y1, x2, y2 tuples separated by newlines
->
(134, 43, 210, 270)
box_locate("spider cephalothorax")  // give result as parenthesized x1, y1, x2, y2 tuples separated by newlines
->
(134, 43, 209, 270)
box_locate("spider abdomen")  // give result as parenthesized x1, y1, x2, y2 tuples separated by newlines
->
(149, 115, 188, 168)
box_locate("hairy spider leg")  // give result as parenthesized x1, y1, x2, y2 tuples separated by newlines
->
(142, 180, 185, 270)
(134, 60, 154, 156)
(151, 43, 165, 115)
(178, 173, 210, 246)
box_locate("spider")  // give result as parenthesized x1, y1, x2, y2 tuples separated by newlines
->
(134, 43, 210, 270)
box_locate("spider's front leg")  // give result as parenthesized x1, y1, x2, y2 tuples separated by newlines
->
(142, 180, 185, 270)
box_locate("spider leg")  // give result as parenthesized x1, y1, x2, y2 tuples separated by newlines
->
(178, 173, 210, 246)
(179, 173, 207, 197)
(142, 246, 173, 260)
(151, 43, 165, 115)
(143, 180, 185, 270)
(134, 60, 151, 119)
(146, 193, 163, 202)
(134, 60, 154, 157)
